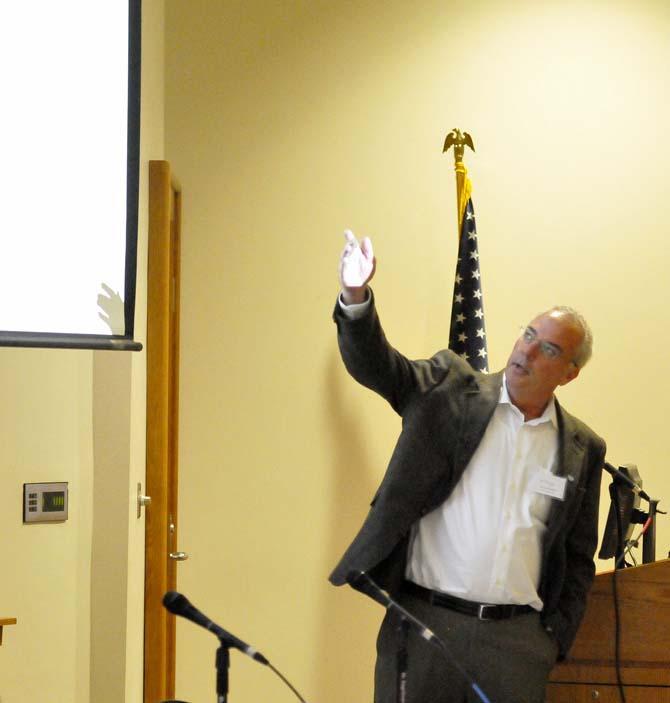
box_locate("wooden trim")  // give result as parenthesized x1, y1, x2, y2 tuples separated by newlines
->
(144, 160, 181, 703)
(166, 179, 182, 688)
(0, 617, 17, 645)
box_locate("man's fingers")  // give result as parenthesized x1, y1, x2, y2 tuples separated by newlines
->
(341, 229, 357, 259)
(340, 229, 375, 287)
(360, 236, 374, 261)
(342, 230, 375, 260)
(343, 229, 357, 246)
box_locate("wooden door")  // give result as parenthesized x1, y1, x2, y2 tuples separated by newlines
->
(144, 160, 183, 703)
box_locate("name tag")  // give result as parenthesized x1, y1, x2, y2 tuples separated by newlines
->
(529, 470, 567, 501)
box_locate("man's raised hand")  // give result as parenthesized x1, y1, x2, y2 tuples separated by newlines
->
(339, 229, 375, 305)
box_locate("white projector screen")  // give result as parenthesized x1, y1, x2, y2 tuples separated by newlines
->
(0, 1, 141, 350)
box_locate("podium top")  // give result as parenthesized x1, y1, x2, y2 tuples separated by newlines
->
(551, 558, 670, 687)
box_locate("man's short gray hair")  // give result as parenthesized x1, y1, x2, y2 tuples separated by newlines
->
(546, 305, 593, 368)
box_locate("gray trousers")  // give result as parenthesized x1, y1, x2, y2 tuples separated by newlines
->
(374, 590, 559, 703)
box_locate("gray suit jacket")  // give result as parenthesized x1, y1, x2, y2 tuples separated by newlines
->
(330, 293, 605, 659)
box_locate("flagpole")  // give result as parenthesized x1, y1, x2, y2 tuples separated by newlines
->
(442, 128, 475, 234)
(443, 128, 488, 373)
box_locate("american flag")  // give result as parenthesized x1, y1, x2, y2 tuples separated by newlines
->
(448, 198, 488, 372)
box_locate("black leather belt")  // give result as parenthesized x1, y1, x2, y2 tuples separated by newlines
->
(403, 581, 535, 621)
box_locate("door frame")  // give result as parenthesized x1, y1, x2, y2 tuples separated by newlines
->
(144, 160, 182, 703)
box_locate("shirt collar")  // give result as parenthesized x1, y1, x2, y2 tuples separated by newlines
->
(500, 373, 558, 428)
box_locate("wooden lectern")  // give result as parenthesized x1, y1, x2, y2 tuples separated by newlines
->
(546, 559, 670, 702)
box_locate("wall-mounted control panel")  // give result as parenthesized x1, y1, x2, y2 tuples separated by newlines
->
(23, 483, 69, 523)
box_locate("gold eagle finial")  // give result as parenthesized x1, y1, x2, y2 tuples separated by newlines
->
(443, 128, 475, 162)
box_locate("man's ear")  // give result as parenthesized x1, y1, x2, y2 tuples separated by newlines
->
(559, 365, 580, 387)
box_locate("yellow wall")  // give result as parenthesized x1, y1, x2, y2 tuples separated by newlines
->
(0, 350, 94, 702)
(0, 1, 164, 701)
(165, 2, 670, 702)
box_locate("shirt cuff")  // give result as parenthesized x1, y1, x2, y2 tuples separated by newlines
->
(338, 290, 371, 319)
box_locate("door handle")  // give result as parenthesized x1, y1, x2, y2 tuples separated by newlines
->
(168, 517, 188, 561)
(137, 483, 151, 518)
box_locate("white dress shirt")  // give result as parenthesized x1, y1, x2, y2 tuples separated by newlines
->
(406, 382, 558, 609)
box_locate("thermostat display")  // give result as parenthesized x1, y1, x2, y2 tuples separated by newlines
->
(23, 483, 68, 523)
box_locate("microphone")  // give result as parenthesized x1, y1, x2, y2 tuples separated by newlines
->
(346, 571, 492, 703)
(346, 571, 440, 646)
(162, 591, 269, 665)
(603, 462, 651, 502)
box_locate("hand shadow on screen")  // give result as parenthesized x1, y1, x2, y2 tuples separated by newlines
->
(97, 282, 124, 335)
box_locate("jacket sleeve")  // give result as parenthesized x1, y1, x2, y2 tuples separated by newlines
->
(333, 290, 452, 415)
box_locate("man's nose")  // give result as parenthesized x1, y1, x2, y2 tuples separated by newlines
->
(524, 339, 541, 360)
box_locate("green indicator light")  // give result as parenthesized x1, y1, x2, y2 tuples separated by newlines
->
(43, 491, 66, 512)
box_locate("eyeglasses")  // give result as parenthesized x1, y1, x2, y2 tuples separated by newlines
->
(519, 326, 564, 360)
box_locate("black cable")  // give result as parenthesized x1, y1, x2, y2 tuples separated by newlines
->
(620, 518, 653, 567)
(266, 662, 309, 703)
(611, 485, 627, 703)
(611, 567, 626, 703)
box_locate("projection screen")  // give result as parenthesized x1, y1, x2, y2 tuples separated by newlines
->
(0, 1, 141, 350)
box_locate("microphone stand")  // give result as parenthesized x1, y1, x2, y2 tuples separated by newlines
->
(346, 571, 491, 703)
(216, 642, 230, 703)
(395, 619, 409, 703)
(610, 482, 625, 570)
(162, 590, 310, 703)
(603, 463, 663, 567)
(642, 499, 659, 564)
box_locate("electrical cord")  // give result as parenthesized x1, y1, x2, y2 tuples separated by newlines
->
(618, 516, 653, 568)
(267, 662, 309, 703)
(611, 486, 627, 703)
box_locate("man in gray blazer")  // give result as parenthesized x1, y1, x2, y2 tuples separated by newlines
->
(331, 231, 606, 702)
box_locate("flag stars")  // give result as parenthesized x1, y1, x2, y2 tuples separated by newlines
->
(450, 197, 488, 373)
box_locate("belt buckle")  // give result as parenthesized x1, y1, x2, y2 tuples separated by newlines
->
(477, 604, 496, 620)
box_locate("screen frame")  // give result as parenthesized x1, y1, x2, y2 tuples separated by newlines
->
(0, 0, 142, 352)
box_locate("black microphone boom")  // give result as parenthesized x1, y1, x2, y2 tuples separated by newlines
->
(346, 571, 440, 646)
(603, 462, 651, 502)
(162, 591, 269, 665)
(345, 571, 492, 703)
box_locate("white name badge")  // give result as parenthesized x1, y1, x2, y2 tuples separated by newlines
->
(529, 470, 567, 501)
